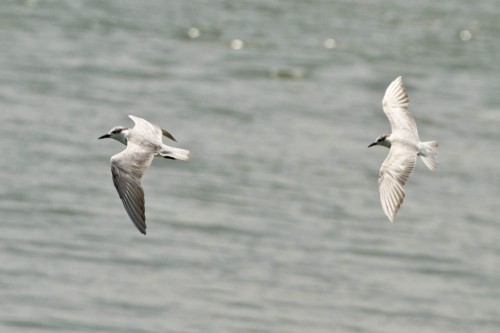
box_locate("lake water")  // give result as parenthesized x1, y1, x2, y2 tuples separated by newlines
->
(1, 0, 499, 332)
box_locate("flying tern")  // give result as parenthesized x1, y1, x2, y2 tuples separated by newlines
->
(368, 76, 438, 222)
(99, 115, 189, 234)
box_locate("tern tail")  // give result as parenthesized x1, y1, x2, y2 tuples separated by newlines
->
(418, 141, 438, 171)
(159, 145, 190, 160)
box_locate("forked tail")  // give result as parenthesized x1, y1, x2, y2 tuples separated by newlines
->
(418, 140, 438, 171)
(159, 146, 190, 160)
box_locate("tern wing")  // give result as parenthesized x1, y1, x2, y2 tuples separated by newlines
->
(128, 115, 177, 142)
(382, 76, 419, 140)
(129, 115, 163, 142)
(161, 128, 177, 142)
(110, 142, 155, 234)
(378, 144, 417, 222)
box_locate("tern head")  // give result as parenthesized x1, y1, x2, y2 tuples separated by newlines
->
(98, 126, 129, 145)
(368, 134, 391, 148)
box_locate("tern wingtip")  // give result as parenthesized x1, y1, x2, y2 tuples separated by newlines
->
(390, 76, 403, 86)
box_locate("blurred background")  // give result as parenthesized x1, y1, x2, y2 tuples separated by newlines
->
(1, 0, 499, 332)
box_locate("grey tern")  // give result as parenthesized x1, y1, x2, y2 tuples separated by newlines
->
(368, 76, 438, 222)
(99, 115, 189, 234)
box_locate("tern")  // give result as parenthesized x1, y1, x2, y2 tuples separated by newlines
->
(368, 76, 438, 222)
(99, 115, 189, 234)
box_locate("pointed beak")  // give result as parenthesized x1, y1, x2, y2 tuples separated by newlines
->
(368, 142, 377, 148)
(98, 134, 111, 140)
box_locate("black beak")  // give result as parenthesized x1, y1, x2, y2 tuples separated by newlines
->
(368, 142, 376, 148)
(98, 134, 111, 139)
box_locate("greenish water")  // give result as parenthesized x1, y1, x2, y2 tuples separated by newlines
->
(1, 0, 499, 332)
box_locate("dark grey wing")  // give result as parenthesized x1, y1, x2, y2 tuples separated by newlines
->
(110, 143, 155, 235)
(382, 76, 419, 140)
(161, 128, 177, 142)
(378, 144, 417, 222)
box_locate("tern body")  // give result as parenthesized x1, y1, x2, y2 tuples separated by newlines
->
(368, 76, 438, 222)
(99, 115, 189, 234)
